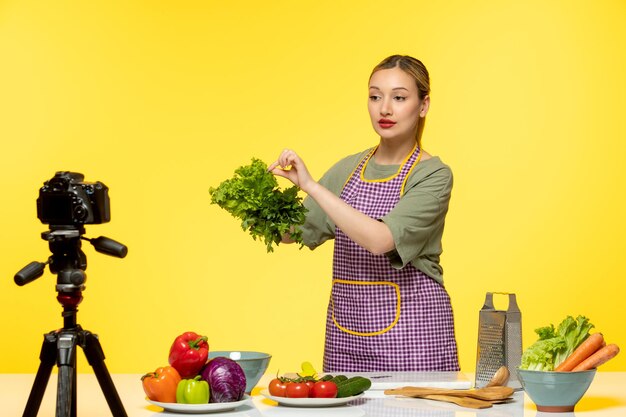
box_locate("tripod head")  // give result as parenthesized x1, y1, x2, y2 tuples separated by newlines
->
(14, 225, 127, 293)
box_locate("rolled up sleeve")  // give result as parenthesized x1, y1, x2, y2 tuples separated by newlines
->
(381, 167, 452, 269)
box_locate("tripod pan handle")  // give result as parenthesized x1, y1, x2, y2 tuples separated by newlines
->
(15, 261, 47, 286)
(90, 236, 128, 258)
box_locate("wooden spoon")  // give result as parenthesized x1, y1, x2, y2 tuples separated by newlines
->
(384, 386, 514, 401)
(485, 366, 511, 387)
(418, 394, 493, 409)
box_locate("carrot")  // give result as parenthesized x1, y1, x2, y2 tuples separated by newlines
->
(572, 344, 620, 371)
(555, 333, 604, 372)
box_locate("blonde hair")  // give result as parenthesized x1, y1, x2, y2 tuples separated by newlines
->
(370, 55, 430, 148)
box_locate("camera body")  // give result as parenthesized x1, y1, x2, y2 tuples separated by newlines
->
(37, 171, 110, 225)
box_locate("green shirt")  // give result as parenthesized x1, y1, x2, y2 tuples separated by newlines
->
(301, 148, 453, 285)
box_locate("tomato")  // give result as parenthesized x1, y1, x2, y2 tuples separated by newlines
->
(304, 380, 315, 397)
(311, 380, 338, 398)
(285, 382, 310, 398)
(268, 378, 288, 397)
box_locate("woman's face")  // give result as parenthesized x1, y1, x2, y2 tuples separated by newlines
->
(368, 67, 429, 142)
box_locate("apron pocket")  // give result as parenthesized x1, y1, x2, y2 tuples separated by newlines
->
(331, 279, 400, 336)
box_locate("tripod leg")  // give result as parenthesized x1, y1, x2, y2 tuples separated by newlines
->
(56, 332, 78, 417)
(82, 331, 128, 417)
(23, 332, 57, 417)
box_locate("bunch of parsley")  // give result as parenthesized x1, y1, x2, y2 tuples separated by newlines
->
(209, 158, 307, 252)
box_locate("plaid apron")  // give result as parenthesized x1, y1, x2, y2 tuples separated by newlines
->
(322, 144, 460, 372)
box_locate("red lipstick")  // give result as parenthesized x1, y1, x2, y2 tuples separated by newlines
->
(378, 118, 396, 129)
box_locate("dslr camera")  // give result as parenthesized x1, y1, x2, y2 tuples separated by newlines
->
(37, 171, 110, 226)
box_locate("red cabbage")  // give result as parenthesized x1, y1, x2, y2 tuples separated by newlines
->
(200, 357, 246, 403)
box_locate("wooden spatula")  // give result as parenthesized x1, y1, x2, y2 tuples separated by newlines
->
(419, 394, 493, 409)
(384, 385, 514, 401)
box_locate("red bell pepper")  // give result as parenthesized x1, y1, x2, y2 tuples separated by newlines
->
(168, 331, 209, 378)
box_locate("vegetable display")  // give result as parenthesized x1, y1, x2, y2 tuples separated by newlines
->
(200, 357, 247, 403)
(209, 158, 308, 252)
(268, 374, 371, 398)
(520, 315, 620, 372)
(268, 363, 371, 399)
(141, 331, 249, 405)
(168, 331, 209, 378)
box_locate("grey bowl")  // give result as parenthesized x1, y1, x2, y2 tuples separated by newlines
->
(516, 368, 596, 412)
(209, 351, 271, 393)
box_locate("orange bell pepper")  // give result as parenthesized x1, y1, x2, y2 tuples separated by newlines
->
(141, 366, 181, 403)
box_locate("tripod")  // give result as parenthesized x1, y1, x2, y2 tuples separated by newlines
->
(15, 227, 129, 417)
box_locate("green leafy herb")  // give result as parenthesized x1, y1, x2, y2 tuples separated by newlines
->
(209, 158, 307, 252)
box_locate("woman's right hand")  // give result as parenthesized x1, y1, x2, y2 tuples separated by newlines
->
(269, 149, 395, 254)
(268, 149, 315, 193)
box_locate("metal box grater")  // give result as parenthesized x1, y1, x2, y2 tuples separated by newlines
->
(475, 292, 522, 389)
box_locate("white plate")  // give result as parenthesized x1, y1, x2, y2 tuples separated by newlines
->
(146, 395, 251, 414)
(260, 389, 364, 408)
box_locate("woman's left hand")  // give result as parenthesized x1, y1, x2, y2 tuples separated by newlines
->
(268, 149, 315, 192)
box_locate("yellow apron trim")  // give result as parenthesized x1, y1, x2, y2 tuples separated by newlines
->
(360, 141, 418, 183)
(400, 148, 422, 196)
(331, 279, 401, 337)
(342, 147, 376, 190)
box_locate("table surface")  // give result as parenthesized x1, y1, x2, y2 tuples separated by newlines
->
(1, 372, 625, 417)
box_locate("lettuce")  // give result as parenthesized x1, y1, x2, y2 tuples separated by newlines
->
(520, 315, 594, 371)
(520, 337, 567, 371)
(209, 158, 307, 252)
(554, 315, 594, 366)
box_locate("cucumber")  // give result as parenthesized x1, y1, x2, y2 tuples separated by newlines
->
(336, 376, 372, 398)
(319, 374, 334, 381)
(329, 375, 348, 384)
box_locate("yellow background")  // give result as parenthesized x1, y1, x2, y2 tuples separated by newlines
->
(1, 0, 625, 375)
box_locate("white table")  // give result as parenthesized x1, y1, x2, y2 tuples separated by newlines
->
(1, 372, 625, 416)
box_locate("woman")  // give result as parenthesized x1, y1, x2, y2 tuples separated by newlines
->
(268, 55, 459, 372)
